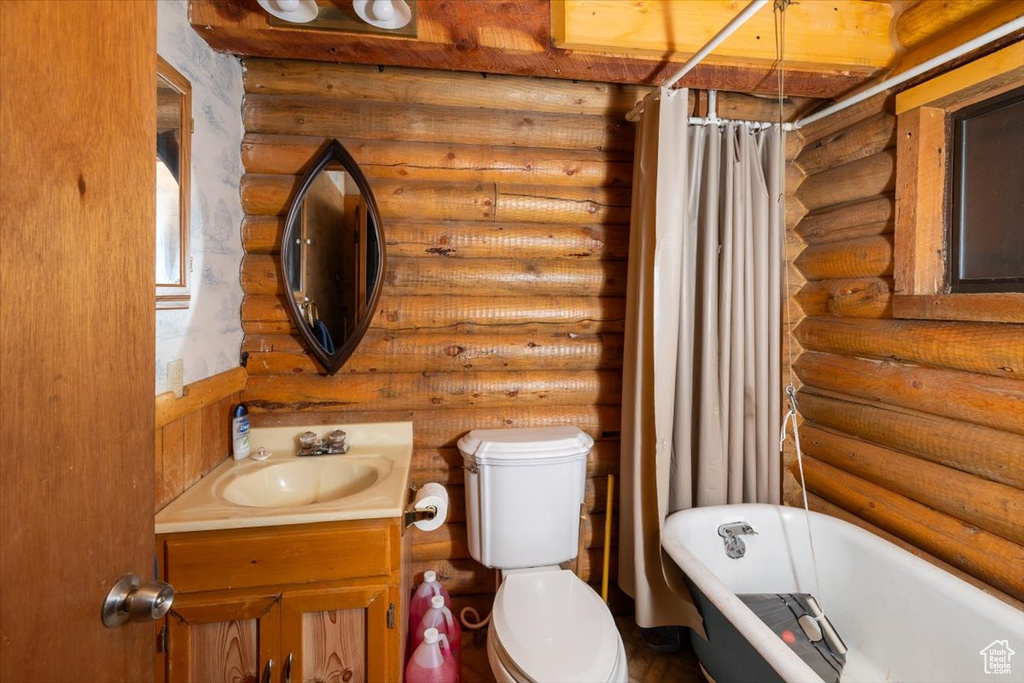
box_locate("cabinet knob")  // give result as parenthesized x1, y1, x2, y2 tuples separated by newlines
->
(262, 658, 274, 683)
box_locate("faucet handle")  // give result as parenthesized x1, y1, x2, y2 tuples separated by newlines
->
(327, 430, 348, 454)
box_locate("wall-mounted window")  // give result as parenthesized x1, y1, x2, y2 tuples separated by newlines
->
(894, 42, 1023, 323)
(948, 86, 1024, 293)
(156, 56, 192, 309)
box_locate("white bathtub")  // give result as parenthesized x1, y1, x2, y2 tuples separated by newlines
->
(662, 504, 1024, 682)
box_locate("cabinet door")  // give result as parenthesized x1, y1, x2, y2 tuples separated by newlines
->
(281, 582, 400, 683)
(165, 589, 282, 683)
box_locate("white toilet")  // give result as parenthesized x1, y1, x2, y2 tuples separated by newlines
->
(457, 426, 628, 683)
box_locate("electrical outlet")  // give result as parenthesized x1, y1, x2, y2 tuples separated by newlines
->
(168, 359, 184, 399)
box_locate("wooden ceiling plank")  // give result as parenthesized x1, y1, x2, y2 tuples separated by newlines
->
(552, 0, 895, 71)
(189, 0, 866, 97)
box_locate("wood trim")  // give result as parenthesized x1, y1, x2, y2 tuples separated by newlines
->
(895, 36, 1024, 114)
(156, 55, 193, 306)
(893, 106, 947, 296)
(893, 293, 1024, 323)
(156, 366, 248, 427)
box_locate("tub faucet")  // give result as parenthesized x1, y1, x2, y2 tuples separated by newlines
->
(297, 429, 349, 456)
(718, 522, 757, 559)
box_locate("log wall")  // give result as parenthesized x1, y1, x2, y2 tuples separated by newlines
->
(237, 60, 799, 615)
(791, 93, 1024, 602)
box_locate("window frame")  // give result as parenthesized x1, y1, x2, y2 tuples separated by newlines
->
(893, 42, 1024, 323)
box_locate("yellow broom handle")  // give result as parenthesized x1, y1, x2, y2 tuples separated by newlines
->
(601, 474, 614, 602)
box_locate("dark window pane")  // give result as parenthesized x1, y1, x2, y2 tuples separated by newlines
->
(949, 87, 1024, 293)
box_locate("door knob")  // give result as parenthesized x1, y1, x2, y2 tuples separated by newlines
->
(101, 573, 175, 628)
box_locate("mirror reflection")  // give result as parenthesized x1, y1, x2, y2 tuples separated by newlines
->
(281, 141, 383, 374)
(156, 57, 191, 308)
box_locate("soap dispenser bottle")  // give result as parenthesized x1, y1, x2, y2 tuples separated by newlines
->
(231, 403, 251, 460)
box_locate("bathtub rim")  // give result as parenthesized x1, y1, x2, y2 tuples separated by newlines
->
(662, 502, 1024, 683)
(663, 505, 825, 682)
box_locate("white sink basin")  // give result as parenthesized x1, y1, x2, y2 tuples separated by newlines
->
(215, 458, 384, 508)
(154, 421, 413, 533)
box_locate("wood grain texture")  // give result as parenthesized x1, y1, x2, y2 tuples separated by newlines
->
(794, 316, 1024, 378)
(797, 388, 1024, 489)
(796, 149, 896, 212)
(800, 457, 1024, 601)
(0, 4, 156, 677)
(155, 370, 245, 512)
(788, 88, 1024, 600)
(800, 423, 1024, 544)
(191, 1, 864, 97)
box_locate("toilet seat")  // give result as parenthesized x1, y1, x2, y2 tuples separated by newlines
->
(491, 567, 623, 683)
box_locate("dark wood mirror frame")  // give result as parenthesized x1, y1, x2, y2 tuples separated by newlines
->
(280, 139, 385, 375)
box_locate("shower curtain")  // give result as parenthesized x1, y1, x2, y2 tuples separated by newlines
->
(618, 87, 784, 630)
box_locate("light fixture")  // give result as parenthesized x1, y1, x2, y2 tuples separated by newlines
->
(256, 0, 319, 24)
(353, 0, 412, 30)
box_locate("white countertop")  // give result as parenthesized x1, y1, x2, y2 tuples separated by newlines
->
(155, 421, 413, 534)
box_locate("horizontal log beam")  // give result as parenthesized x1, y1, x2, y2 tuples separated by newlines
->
(796, 195, 893, 245)
(794, 278, 892, 318)
(243, 94, 634, 154)
(800, 424, 1024, 545)
(241, 254, 628, 298)
(796, 150, 895, 212)
(794, 352, 1024, 435)
(242, 216, 630, 260)
(797, 388, 1024, 489)
(407, 440, 619, 487)
(241, 174, 632, 225)
(249, 405, 623, 448)
(794, 316, 1024, 378)
(242, 369, 623, 412)
(242, 134, 633, 187)
(797, 91, 893, 147)
(243, 330, 624, 376)
(796, 112, 896, 176)
(799, 456, 1024, 600)
(410, 548, 616, 595)
(242, 58, 653, 117)
(802, 494, 1024, 609)
(795, 235, 893, 280)
(241, 294, 626, 334)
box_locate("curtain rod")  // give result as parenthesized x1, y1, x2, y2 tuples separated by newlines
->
(792, 17, 1024, 129)
(661, 0, 770, 91)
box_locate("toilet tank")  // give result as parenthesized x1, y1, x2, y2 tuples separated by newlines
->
(457, 426, 594, 570)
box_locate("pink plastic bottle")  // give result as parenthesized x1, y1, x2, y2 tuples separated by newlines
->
(412, 594, 462, 679)
(405, 627, 456, 683)
(409, 570, 451, 638)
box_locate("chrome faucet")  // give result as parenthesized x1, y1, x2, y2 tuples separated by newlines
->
(297, 429, 349, 456)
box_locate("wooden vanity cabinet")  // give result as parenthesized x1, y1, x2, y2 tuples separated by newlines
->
(156, 517, 405, 683)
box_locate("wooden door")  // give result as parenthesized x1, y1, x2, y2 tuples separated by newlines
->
(0, 1, 157, 680)
(165, 590, 282, 683)
(280, 583, 400, 683)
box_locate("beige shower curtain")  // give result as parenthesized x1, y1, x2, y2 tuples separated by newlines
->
(619, 87, 784, 630)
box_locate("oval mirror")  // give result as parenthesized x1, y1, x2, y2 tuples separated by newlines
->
(280, 140, 384, 375)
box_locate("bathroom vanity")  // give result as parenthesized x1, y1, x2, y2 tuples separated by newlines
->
(153, 422, 414, 683)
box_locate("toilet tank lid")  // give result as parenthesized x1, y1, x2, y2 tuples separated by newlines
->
(457, 426, 594, 465)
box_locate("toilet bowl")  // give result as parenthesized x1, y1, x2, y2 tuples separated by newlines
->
(485, 567, 627, 683)
(457, 427, 629, 683)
